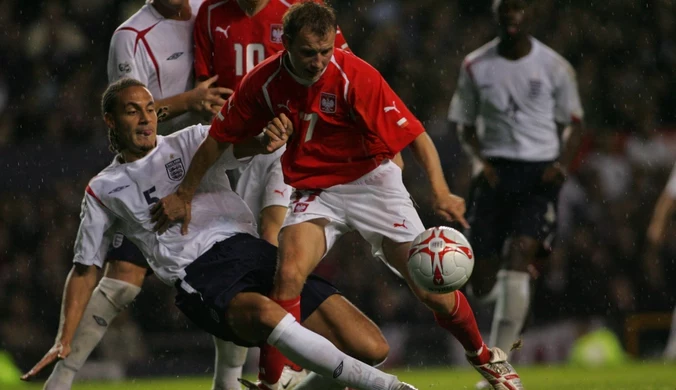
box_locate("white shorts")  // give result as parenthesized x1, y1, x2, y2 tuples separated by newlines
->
(235, 146, 292, 220)
(282, 160, 425, 265)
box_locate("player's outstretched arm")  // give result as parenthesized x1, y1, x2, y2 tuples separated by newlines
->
(21, 263, 98, 381)
(154, 75, 233, 121)
(409, 132, 469, 228)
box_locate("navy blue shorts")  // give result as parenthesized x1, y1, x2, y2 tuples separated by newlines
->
(174, 233, 340, 347)
(466, 158, 560, 259)
(106, 233, 149, 268)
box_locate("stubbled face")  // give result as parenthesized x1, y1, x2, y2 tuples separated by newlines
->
(105, 86, 157, 155)
(284, 26, 336, 82)
(495, 0, 529, 39)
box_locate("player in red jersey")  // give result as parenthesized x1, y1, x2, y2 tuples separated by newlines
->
(155, 3, 524, 389)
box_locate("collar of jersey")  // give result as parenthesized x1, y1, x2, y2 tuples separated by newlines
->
(282, 53, 332, 87)
(112, 135, 164, 167)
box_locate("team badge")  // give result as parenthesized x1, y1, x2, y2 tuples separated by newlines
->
(112, 233, 124, 248)
(165, 158, 185, 181)
(293, 203, 309, 213)
(320, 92, 336, 113)
(528, 79, 542, 99)
(270, 24, 283, 43)
(118, 62, 131, 74)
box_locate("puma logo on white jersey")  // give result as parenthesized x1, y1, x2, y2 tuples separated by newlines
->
(384, 101, 400, 114)
(215, 25, 231, 38)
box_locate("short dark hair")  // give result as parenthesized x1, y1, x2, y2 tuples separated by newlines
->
(101, 78, 147, 153)
(101, 78, 146, 117)
(283, 1, 337, 43)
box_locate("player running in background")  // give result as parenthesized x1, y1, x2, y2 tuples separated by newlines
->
(22, 78, 416, 390)
(448, 1, 584, 387)
(644, 162, 676, 360)
(156, 3, 524, 389)
(35, 1, 244, 390)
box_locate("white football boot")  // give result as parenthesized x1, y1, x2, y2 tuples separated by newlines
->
(468, 347, 524, 390)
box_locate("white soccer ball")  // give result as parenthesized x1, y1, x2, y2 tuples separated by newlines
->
(407, 226, 474, 294)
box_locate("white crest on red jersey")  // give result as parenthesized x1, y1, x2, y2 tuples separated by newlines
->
(320, 93, 336, 113)
(270, 24, 283, 43)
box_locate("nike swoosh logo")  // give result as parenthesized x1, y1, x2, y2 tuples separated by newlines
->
(281, 378, 292, 389)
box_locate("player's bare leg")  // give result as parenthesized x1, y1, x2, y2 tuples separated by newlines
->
(381, 238, 523, 389)
(259, 205, 288, 246)
(228, 292, 414, 390)
(44, 260, 144, 390)
(257, 220, 328, 387)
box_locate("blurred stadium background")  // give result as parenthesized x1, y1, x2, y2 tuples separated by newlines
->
(1, 0, 675, 387)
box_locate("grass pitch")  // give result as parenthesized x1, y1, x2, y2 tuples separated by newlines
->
(9, 361, 676, 390)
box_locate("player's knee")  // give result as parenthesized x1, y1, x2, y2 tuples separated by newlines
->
(361, 333, 390, 366)
(228, 293, 286, 343)
(105, 260, 146, 286)
(98, 276, 142, 310)
(274, 262, 307, 296)
(415, 289, 456, 314)
(507, 236, 539, 271)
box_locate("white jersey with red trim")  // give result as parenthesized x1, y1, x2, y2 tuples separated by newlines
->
(73, 125, 257, 286)
(107, 0, 204, 134)
(448, 37, 584, 162)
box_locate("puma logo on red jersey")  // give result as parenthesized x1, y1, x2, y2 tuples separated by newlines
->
(215, 25, 230, 38)
(384, 101, 400, 114)
(393, 219, 407, 229)
(274, 188, 287, 197)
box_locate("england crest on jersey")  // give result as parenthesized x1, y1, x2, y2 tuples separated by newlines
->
(270, 24, 283, 43)
(320, 92, 336, 113)
(165, 158, 185, 181)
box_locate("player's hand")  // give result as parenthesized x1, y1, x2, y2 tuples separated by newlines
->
(21, 341, 70, 381)
(541, 161, 567, 186)
(192, 75, 233, 116)
(433, 193, 470, 229)
(262, 113, 294, 153)
(151, 193, 192, 235)
(482, 162, 499, 188)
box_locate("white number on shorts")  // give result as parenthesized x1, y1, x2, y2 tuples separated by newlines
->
(234, 43, 265, 76)
(301, 112, 319, 142)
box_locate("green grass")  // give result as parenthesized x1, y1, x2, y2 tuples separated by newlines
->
(8, 361, 676, 390)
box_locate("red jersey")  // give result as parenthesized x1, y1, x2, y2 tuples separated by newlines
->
(194, 0, 349, 89)
(209, 50, 425, 189)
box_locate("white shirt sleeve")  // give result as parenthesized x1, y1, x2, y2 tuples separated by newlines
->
(666, 163, 676, 198)
(553, 61, 584, 125)
(72, 189, 117, 268)
(107, 30, 149, 84)
(448, 62, 479, 125)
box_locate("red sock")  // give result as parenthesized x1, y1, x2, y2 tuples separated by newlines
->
(434, 290, 491, 365)
(258, 296, 302, 384)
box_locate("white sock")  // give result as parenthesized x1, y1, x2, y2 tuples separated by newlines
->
(295, 372, 346, 390)
(664, 306, 676, 359)
(489, 270, 530, 355)
(212, 337, 248, 390)
(269, 314, 400, 390)
(44, 277, 141, 390)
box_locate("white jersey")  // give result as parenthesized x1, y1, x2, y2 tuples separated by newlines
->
(666, 163, 676, 198)
(107, 0, 204, 134)
(448, 37, 584, 162)
(73, 125, 257, 286)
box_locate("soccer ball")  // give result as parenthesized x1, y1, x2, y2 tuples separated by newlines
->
(407, 226, 474, 294)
